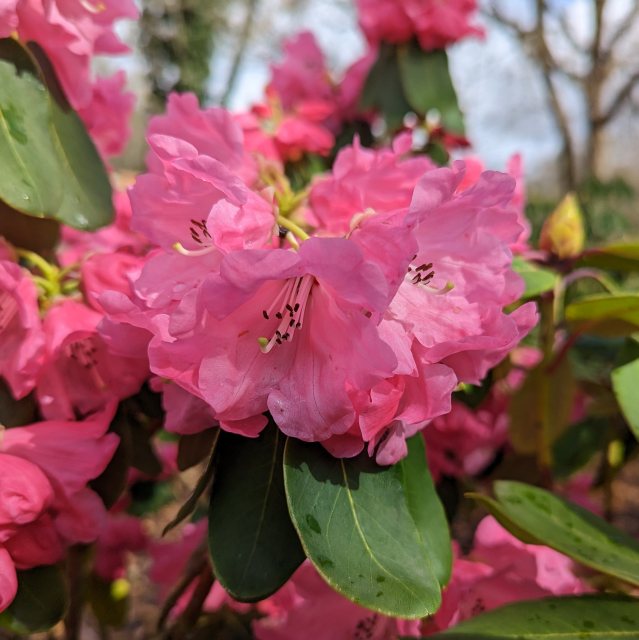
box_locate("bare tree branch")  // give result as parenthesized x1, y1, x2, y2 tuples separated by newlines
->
(596, 69, 639, 125)
(220, 0, 260, 106)
(603, 0, 639, 57)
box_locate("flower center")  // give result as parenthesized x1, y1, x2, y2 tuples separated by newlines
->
(0, 291, 18, 335)
(407, 259, 435, 286)
(258, 275, 314, 353)
(64, 337, 107, 390)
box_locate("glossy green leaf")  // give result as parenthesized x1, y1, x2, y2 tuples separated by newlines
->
(27, 42, 114, 230)
(565, 294, 639, 337)
(8, 565, 67, 632)
(612, 358, 639, 441)
(397, 43, 464, 134)
(0, 38, 113, 230)
(398, 436, 452, 586)
(476, 481, 639, 586)
(427, 595, 639, 639)
(511, 257, 558, 299)
(0, 52, 63, 216)
(284, 439, 441, 618)
(208, 423, 304, 602)
(360, 43, 412, 131)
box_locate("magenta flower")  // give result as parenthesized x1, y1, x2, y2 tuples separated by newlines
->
(357, 0, 482, 50)
(0, 259, 45, 400)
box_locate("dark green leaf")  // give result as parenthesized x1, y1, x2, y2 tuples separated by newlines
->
(511, 257, 558, 299)
(427, 595, 639, 639)
(475, 481, 639, 586)
(284, 439, 441, 618)
(578, 242, 639, 271)
(0, 200, 60, 255)
(0, 378, 38, 427)
(397, 43, 464, 134)
(164, 429, 219, 535)
(209, 423, 304, 601)
(129, 424, 162, 477)
(8, 565, 67, 632)
(398, 436, 452, 586)
(177, 428, 219, 471)
(552, 418, 608, 477)
(360, 43, 412, 131)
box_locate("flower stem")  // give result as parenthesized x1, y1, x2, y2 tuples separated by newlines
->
(276, 216, 309, 241)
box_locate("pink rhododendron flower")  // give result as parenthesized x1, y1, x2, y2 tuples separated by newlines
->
(0, 0, 18, 37)
(336, 48, 377, 123)
(0, 547, 17, 613)
(357, 0, 482, 50)
(77, 71, 135, 159)
(36, 299, 148, 419)
(0, 259, 45, 399)
(308, 135, 434, 233)
(14, 0, 138, 110)
(254, 561, 420, 640)
(425, 519, 589, 633)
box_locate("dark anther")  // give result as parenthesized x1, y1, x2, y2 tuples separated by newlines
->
(275, 312, 283, 319)
(289, 319, 295, 327)
(262, 310, 269, 320)
(296, 322, 302, 328)
(276, 338, 282, 345)
(293, 303, 300, 312)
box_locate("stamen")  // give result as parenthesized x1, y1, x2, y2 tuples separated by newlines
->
(173, 242, 216, 257)
(64, 337, 107, 390)
(258, 275, 314, 353)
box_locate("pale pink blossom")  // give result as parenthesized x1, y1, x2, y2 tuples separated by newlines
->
(0, 0, 18, 37)
(357, 0, 482, 50)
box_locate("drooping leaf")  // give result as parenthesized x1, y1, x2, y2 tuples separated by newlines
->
(164, 429, 219, 535)
(472, 481, 639, 586)
(284, 438, 441, 618)
(8, 565, 67, 632)
(427, 595, 639, 639)
(398, 436, 452, 586)
(565, 294, 639, 337)
(177, 428, 219, 471)
(511, 257, 558, 299)
(397, 43, 464, 134)
(209, 423, 304, 602)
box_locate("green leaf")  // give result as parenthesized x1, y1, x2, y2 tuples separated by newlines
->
(177, 428, 219, 471)
(27, 42, 114, 230)
(0, 38, 113, 230)
(398, 436, 452, 586)
(552, 418, 608, 478)
(284, 439, 441, 619)
(612, 358, 639, 441)
(8, 565, 67, 632)
(360, 43, 412, 131)
(397, 43, 464, 134)
(0, 378, 37, 427)
(579, 241, 639, 271)
(164, 429, 219, 535)
(511, 257, 558, 299)
(427, 595, 639, 639)
(476, 481, 639, 587)
(565, 294, 639, 337)
(0, 51, 64, 216)
(208, 422, 304, 602)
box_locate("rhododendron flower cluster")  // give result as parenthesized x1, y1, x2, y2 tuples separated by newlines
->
(356, 0, 483, 50)
(103, 93, 537, 465)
